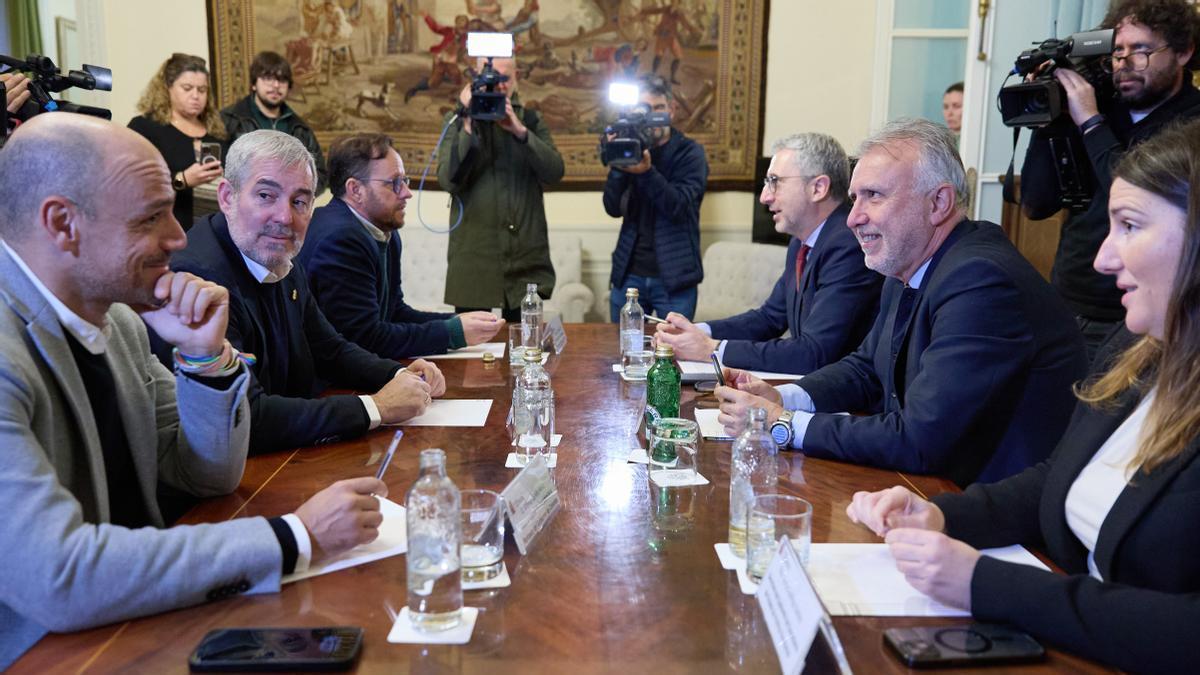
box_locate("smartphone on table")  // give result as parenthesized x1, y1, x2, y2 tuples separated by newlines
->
(883, 623, 1044, 668)
(188, 626, 363, 672)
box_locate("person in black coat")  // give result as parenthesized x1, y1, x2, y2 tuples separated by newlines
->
(655, 133, 882, 374)
(297, 133, 503, 359)
(845, 118, 1200, 674)
(717, 119, 1087, 486)
(128, 54, 227, 230)
(151, 130, 444, 455)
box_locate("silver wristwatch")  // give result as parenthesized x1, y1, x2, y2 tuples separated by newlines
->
(770, 409, 795, 447)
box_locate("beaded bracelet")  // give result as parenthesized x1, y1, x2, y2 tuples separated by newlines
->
(173, 341, 257, 377)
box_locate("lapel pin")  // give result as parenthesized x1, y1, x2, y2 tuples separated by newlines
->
(292, 289, 297, 301)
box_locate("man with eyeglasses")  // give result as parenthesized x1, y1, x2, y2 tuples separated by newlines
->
(298, 133, 504, 359)
(154, 130, 446, 455)
(220, 51, 327, 195)
(604, 77, 708, 320)
(656, 133, 882, 375)
(1022, 0, 1200, 362)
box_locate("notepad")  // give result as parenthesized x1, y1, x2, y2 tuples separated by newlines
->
(282, 497, 406, 585)
(694, 408, 734, 440)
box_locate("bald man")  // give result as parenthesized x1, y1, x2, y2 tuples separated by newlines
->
(0, 114, 387, 669)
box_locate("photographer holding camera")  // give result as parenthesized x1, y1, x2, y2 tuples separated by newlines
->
(1021, 0, 1200, 361)
(602, 77, 708, 320)
(436, 56, 564, 321)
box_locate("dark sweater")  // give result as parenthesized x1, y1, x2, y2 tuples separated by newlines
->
(127, 115, 224, 230)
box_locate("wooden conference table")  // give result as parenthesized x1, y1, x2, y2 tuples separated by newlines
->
(14, 325, 1112, 674)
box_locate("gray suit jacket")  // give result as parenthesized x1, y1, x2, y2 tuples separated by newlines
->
(0, 249, 283, 669)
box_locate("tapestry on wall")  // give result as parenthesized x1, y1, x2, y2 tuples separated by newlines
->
(207, 0, 766, 187)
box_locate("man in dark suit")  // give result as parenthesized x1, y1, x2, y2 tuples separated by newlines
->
(655, 132, 882, 374)
(158, 130, 445, 455)
(718, 118, 1087, 486)
(297, 133, 504, 359)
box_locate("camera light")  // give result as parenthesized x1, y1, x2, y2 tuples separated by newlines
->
(608, 82, 640, 107)
(466, 32, 514, 59)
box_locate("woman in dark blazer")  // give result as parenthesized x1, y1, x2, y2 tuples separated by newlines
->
(845, 118, 1200, 674)
(127, 53, 225, 229)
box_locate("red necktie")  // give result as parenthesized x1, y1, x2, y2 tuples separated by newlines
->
(794, 244, 811, 291)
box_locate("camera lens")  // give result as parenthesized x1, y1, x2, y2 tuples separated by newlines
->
(1024, 91, 1049, 115)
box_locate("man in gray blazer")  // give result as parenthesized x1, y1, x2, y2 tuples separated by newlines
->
(0, 113, 388, 669)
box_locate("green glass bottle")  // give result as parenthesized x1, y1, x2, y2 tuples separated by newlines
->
(646, 344, 681, 462)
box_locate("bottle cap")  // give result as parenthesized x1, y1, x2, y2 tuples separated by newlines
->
(654, 344, 674, 358)
(626, 287, 639, 297)
(523, 347, 543, 362)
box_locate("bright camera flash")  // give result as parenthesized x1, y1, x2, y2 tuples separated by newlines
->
(608, 82, 640, 106)
(466, 32, 514, 58)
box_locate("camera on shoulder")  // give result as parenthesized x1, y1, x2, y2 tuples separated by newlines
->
(598, 82, 670, 167)
(999, 28, 1114, 128)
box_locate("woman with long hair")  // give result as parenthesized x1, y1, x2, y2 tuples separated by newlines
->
(128, 53, 226, 229)
(845, 118, 1200, 673)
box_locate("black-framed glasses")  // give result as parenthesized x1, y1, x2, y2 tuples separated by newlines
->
(1101, 45, 1171, 73)
(359, 175, 411, 193)
(762, 174, 813, 194)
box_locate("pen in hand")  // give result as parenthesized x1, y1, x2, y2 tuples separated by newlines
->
(644, 314, 667, 325)
(375, 429, 404, 482)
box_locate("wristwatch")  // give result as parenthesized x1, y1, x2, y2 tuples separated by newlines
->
(770, 409, 795, 447)
(172, 171, 187, 191)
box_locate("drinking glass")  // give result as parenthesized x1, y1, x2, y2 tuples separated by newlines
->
(508, 325, 525, 365)
(460, 489, 504, 583)
(623, 335, 654, 380)
(648, 417, 699, 485)
(745, 494, 812, 583)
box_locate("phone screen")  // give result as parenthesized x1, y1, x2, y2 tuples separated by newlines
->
(189, 626, 362, 671)
(883, 624, 1044, 668)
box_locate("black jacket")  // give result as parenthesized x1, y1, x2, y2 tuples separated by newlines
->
(604, 129, 708, 293)
(155, 213, 400, 454)
(934, 329, 1200, 674)
(800, 220, 1087, 486)
(1022, 81, 1200, 320)
(706, 202, 882, 374)
(297, 198, 457, 359)
(220, 95, 328, 195)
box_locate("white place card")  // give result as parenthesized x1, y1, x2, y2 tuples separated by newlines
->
(757, 536, 824, 675)
(500, 455, 560, 555)
(387, 607, 479, 644)
(505, 452, 557, 468)
(544, 314, 567, 354)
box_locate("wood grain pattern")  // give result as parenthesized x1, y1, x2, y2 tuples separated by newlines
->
(11, 325, 1113, 674)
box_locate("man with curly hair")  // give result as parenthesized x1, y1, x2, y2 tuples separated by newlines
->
(1021, 0, 1200, 362)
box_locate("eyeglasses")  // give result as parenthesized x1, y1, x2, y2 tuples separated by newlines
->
(762, 174, 813, 194)
(360, 176, 411, 193)
(1101, 45, 1171, 73)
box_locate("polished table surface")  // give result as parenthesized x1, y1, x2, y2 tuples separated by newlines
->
(13, 325, 1113, 674)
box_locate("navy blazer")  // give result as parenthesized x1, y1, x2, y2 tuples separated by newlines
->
(799, 219, 1087, 486)
(298, 198, 455, 359)
(706, 202, 882, 374)
(158, 214, 401, 454)
(933, 329, 1200, 673)
(604, 129, 708, 293)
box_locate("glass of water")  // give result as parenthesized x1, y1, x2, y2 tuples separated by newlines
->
(508, 325, 525, 365)
(623, 335, 654, 380)
(460, 489, 505, 583)
(745, 494, 812, 583)
(648, 417, 699, 485)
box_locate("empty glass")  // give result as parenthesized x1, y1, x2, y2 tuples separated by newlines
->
(745, 494, 812, 583)
(460, 489, 505, 583)
(648, 417, 699, 486)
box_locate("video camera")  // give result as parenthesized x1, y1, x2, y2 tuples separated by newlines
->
(599, 83, 670, 167)
(464, 33, 512, 122)
(1, 54, 113, 141)
(999, 29, 1114, 128)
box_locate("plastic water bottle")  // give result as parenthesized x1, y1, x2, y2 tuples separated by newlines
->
(406, 448, 463, 632)
(514, 348, 553, 461)
(728, 408, 778, 557)
(619, 287, 644, 366)
(520, 283, 542, 350)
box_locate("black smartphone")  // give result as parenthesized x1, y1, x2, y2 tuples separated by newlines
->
(188, 626, 363, 672)
(883, 624, 1044, 668)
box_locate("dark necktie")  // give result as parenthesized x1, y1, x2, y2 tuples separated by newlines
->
(794, 244, 811, 292)
(890, 285, 919, 358)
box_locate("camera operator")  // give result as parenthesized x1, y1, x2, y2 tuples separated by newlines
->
(603, 77, 708, 320)
(436, 56, 564, 322)
(1022, 0, 1200, 362)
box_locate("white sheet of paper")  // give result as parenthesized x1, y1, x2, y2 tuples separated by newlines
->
(804, 543, 1049, 616)
(387, 606, 479, 644)
(757, 537, 822, 675)
(282, 497, 406, 585)
(677, 359, 804, 382)
(397, 399, 492, 427)
(414, 343, 506, 360)
(694, 408, 734, 441)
